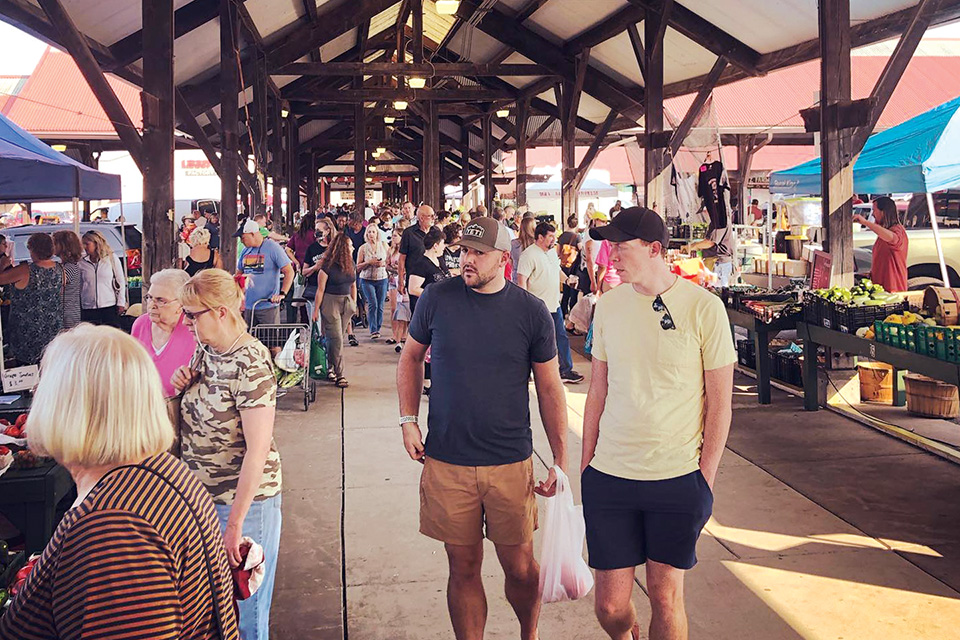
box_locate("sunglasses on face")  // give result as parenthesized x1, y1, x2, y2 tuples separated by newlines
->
(182, 308, 213, 321)
(653, 295, 676, 331)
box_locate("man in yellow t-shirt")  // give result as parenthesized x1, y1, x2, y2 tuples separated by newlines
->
(581, 207, 736, 640)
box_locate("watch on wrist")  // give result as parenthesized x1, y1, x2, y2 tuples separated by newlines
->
(400, 415, 419, 426)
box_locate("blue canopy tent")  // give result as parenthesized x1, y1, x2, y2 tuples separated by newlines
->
(0, 111, 121, 203)
(770, 95, 960, 284)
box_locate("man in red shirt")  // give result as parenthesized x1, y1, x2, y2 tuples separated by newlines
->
(853, 196, 908, 292)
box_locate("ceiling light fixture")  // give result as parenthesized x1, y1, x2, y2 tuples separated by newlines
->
(393, 100, 408, 110)
(384, 115, 396, 124)
(366, 177, 373, 183)
(408, 77, 426, 89)
(436, 0, 460, 15)
(280, 108, 289, 118)
(376, 147, 386, 154)
(369, 165, 377, 171)
(51, 144, 67, 152)
(372, 150, 382, 158)
(496, 108, 510, 118)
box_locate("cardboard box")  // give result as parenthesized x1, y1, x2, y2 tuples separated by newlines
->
(783, 259, 809, 277)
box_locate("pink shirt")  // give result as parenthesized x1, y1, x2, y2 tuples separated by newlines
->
(595, 240, 622, 287)
(132, 314, 198, 397)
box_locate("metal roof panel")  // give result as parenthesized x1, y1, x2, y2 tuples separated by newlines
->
(526, 0, 630, 44)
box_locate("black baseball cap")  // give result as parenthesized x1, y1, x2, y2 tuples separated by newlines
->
(589, 206, 669, 246)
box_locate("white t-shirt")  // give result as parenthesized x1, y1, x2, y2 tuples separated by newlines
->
(517, 244, 562, 313)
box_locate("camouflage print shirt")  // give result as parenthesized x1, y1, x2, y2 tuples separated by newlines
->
(180, 338, 282, 504)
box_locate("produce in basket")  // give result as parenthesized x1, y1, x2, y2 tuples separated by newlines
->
(883, 311, 935, 326)
(12, 450, 42, 470)
(812, 280, 901, 307)
(0, 445, 11, 470)
(279, 369, 304, 389)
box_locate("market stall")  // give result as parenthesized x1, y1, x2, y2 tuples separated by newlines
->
(0, 113, 120, 554)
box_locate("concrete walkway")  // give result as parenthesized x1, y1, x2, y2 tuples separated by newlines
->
(270, 336, 960, 639)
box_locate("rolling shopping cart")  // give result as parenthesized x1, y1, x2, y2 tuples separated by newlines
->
(249, 299, 316, 411)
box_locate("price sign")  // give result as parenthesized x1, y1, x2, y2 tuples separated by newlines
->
(811, 250, 833, 289)
(2, 365, 39, 393)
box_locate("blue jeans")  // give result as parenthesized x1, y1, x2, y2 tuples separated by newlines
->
(360, 278, 388, 335)
(552, 308, 573, 375)
(215, 493, 282, 640)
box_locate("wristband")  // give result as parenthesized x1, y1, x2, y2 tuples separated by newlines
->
(400, 415, 419, 426)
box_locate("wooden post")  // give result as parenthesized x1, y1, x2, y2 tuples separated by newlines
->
(355, 103, 367, 212)
(141, 0, 175, 282)
(220, 0, 240, 272)
(287, 116, 300, 216)
(516, 98, 529, 207)
(644, 8, 665, 209)
(308, 153, 318, 213)
(461, 131, 470, 205)
(819, 0, 855, 287)
(253, 52, 268, 218)
(412, 0, 424, 64)
(423, 100, 440, 207)
(482, 113, 494, 213)
(560, 84, 577, 227)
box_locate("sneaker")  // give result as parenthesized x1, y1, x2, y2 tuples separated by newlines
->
(561, 370, 585, 384)
(371, 332, 381, 340)
(422, 386, 430, 396)
(348, 334, 359, 347)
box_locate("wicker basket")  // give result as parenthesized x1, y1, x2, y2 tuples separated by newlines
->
(923, 287, 960, 326)
(858, 362, 893, 404)
(904, 373, 959, 419)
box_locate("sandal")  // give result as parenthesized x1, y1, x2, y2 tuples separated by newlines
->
(348, 335, 359, 347)
(385, 339, 398, 345)
(336, 377, 349, 388)
(371, 332, 381, 340)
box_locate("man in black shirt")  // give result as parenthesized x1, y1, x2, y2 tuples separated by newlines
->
(397, 204, 435, 302)
(397, 217, 568, 640)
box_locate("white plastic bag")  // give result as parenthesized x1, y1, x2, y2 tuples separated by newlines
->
(538, 466, 594, 603)
(274, 329, 300, 372)
(568, 294, 596, 333)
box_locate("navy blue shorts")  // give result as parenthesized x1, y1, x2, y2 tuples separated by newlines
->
(581, 466, 713, 571)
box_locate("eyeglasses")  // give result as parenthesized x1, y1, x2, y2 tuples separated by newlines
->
(653, 295, 676, 331)
(144, 294, 175, 307)
(182, 308, 213, 321)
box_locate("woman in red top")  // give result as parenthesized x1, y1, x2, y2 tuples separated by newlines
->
(854, 196, 909, 292)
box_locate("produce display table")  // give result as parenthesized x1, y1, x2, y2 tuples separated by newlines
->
(726, 307, 797, 405)
(797, 322, 960, 412)
(0, 462, 73, 554)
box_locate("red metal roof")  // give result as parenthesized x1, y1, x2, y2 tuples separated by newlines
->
(665, 54, 960, 131)
(1, 47, 142, 137)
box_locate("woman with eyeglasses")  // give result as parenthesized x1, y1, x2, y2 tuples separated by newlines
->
(130, 269, 196, 398)
(171, 269, 283, 640)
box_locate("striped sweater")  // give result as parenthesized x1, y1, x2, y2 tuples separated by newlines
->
(0, 453, 238, 640)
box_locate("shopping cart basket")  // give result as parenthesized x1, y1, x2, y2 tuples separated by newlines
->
(249, 300, 316, 411)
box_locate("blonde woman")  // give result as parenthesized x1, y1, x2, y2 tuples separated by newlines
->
(172, 269, 282, 640)
(0, 326, 238, 639)
(185, 227, 223, 276)
(79, 230, 127, 327)
(356, 224, 389, 339)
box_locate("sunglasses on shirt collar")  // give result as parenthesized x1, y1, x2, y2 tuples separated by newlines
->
(653, 295, 676, 331)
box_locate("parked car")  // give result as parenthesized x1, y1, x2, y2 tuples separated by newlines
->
(2, 223, 144, 303)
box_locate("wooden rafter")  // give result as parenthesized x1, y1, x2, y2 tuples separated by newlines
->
(563, 4, 644, 56)
(514, 0, 552, 23)
(667, 56, 727, 156)
(110, 0, 230, 68)
(574, 109, 618, 187)
(274, 62, 556, 76)
(626, 23, 646, 83)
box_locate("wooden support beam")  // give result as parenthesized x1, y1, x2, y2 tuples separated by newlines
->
(355, 103, 367, 209)
(516, 98, 529, 206)
(528, 115, 556, 144)
(852, 0, 939, 154)
(648, 0, 672, 65)
(574, 109, 618, 188)
(483, 114, 494, 213)
(141, 0, 175, 281)
(563, 5, 644, 55)
(220, 0, 241, 271)
(643, 5, 665, 206)
(567, 50, 590, 134)
(627, 0, 760, 75)
(37, 0, 144, 170)
(461, 129, 470, 200)
(176, 91, 221, 177)
(424, 100, 441, 207)
(412, 0, 424, 64)
(667, 56, 727, 156)
(626, 23, 646, 83)
(560, 82, 577, 225)
(287, 113, 301, 216)
(457, 0, 645, 122)
(302, 0, 319, 23)
(110, 0, 223, 68)
(285, 88, 518, 101)
(274, 62, 556, 77)
(253, 51, 269, 216)
(819, 0, 854, 288)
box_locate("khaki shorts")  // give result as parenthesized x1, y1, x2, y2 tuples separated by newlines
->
(420, 456, 538, 546)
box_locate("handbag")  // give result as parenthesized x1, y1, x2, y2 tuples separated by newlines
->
(309, 322, 328, 380)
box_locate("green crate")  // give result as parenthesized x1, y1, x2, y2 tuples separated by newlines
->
(916, 326, 949, 361)
(873, 321, 919, 352)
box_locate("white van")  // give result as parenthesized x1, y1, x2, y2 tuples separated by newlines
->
(103, 199, 221, 230)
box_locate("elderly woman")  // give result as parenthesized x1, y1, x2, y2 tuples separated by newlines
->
(172, 269, 283, 640)
(0, 326, 238, 638)
(0, 233, 63, 365)
(356, 223, 389, 339)
(131, 269, 197, 398)
(185, 227, 223, 276)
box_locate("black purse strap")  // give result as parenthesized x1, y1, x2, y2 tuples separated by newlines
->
(98, 463, 228, 639)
